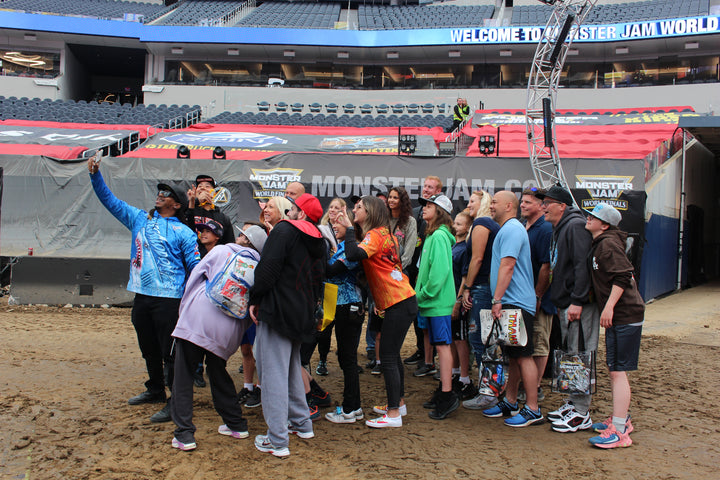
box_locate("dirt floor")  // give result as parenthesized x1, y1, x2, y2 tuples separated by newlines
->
(2, 283, 720, 480)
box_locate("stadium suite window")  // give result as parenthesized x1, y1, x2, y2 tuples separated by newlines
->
(0, 50, 60, 78)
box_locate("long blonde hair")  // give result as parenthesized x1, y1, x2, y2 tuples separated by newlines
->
(472, 190, 492, 218)
(320, 197, 346, 226)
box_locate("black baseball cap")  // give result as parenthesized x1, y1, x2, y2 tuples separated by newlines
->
(543, 185, 574, 206)
(157, 183, 188, 210)
(195, 174, 216, 188)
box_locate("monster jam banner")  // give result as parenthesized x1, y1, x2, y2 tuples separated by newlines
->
(0, 152, 644, 259)
(472, 110, 698, 127)
(124, 124, 443, 160)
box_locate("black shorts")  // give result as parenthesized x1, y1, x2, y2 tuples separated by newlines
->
(503, 306, 535, 359)
(605, 323, 642, 371)
(451, 309, 469, 341)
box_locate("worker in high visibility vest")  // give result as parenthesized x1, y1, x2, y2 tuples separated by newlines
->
(451, 98, 471, 132)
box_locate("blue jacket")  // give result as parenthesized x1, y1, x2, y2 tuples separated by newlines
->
(90, 171, 199, 298)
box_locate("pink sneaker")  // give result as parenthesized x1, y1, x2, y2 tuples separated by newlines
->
(171, 437, 197, 451)
(589, 424, 633, 449)
(218, 424, 249, 439)
(591, 416, 634, 434)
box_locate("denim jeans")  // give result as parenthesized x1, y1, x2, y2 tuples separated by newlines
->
(468, 283, 491, 368)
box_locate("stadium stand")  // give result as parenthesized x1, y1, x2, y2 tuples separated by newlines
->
(0, 0, 163, 20)
(358, 4, 495, 30)
(235, 2, 341, 29)
(151, 0, 248, 26)
(0, 96, 202, 128)
(511, 0, 711, 26)
(204, 110, 453, 130)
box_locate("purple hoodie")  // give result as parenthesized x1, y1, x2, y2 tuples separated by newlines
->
(172, 243, 260, 361)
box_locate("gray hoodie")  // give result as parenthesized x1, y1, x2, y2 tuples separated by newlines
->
(549, 206, 593, 309)
(172, 243, 259, 361)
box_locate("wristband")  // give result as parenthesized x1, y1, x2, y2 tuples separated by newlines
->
(464, 284, 472, 290)
(491, 297, 501, 305)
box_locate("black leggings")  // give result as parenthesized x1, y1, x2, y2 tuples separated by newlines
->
(334, 304, 364, 411)
(379, 296, 418, 409)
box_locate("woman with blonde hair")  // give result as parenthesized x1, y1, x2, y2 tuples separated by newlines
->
(263, 196, 292, 230)
(457, 190, 500, 410)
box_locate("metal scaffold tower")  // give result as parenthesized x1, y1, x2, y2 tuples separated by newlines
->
(526, 0, 598, 189)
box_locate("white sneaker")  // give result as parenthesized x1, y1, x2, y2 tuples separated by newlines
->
(287, 424, 315, 439)
(171, 437, 196, 451)
(462, 394, 498, 410)
(372, 404, 407, 416)
(551, 410, 593, 433)
(365, 414, 402, 428)
(254, 434, 290, 457)
(218, 424, 249, 439)
(547, 401, 575, 422)
(325, 406, 364, 424)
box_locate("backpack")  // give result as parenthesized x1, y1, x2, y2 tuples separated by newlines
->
(205, 249, 258, 319)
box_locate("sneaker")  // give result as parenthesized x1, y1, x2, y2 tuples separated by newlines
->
(365, 414, 402, 428)
(413, 363, 437, 377)
(254, 434, 290, 457)
(403, 350, 423, 365)
(171, 437, 196, 451)
(128, 390, 166, 405)
(365, 359, 377, 369)
(237, 387, 252, 404)
(308, 404, 321, 421)
(244, 387, 261, 408)
(423, 386, 442, 409)
(463, 394, 498, 410)
(589, 424, 633, 449)
(192, 371, 206, 388)
(592, 415, 634, 434)
(308, 390, 332, 408)
(218, 424, 249, 439)
(433, 370, 442, 381)
(551, 409, 592, 432)
(150, 403, 172, 423)
(518, 386, 544, 403)
(428, 391, 460, 420)
(372, 404, 407, 416)
(504, 406, 544, 427)
(459, 381, 479, 401)
(316, 361, 328, 376)
(547, 401, 574, 422)
(371, 363, 382, 375)
(288, 424, 315, 438)
(325, 406, 364, 424)
(482, 398, 520, 418)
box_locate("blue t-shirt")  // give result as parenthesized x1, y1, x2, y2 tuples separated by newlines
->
(464, 216, 500, 285)
(526, 215, 557, 315)
(451, 240, 467, 292)
(490, 218, 536, 315)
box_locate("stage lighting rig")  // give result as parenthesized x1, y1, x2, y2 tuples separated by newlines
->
(478, 136, 496, 155)
(212, 146, 226, 159)
(398, 131, 417, 155)
(176, 145, 190, 159)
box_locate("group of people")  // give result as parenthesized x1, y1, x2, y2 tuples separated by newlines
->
(88, 155, 644, 456)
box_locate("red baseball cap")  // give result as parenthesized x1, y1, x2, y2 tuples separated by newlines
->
(291, 193, 323, 223)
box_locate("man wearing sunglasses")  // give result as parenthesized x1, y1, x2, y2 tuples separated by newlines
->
(88, 157, 199, 423)
(539, 185, 599, 434)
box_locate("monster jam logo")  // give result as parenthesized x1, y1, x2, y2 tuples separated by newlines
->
(250, 168, 303, 199)
(575, 175, 634, 210)
(162, 132, 288, 148)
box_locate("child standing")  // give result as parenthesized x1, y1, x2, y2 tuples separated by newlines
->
(584, 203, 644, 449)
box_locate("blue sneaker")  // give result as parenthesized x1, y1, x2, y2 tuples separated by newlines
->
(589, 424, 633, 448)
(504, 406, 544, 427)
(482, 398, 519, 418)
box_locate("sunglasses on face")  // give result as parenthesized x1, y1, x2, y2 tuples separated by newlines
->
(157, 190, 173, 198)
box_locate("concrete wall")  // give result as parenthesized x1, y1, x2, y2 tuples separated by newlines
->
(142, 83, 720, 117)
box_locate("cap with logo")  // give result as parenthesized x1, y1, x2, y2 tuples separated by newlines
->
(418, 194, 454, 215)
(195, 175, 216, 188)
(543, 185, 574, 206)
(197, 219, 224, 237)
(586, 203, 622, 227)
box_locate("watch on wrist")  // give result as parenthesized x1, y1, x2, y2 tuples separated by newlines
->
(491, 297, 500, 305)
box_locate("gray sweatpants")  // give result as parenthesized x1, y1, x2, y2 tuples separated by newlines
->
(255, 321, 312, 448)
(558, 303, 599, 415)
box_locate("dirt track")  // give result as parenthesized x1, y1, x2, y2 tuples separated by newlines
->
(2, 285, 719, 480)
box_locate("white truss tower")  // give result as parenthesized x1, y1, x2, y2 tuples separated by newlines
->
(526, 0, 598, 189)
